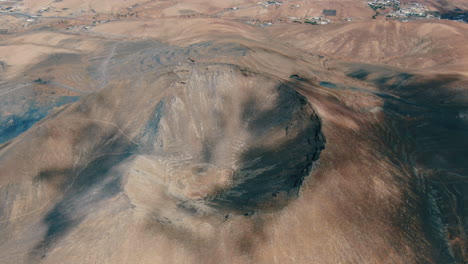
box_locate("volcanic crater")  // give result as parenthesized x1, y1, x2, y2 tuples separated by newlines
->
(125, 63, 325, 215)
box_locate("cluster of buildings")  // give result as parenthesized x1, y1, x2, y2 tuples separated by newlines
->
(367, 0, 400, 11)
(65, 25, 93, 31)
(291, 16, 331, 25)
(246, 14, 334, 27)
(257, 1, 303, 9)
(367, 0, 440, 19)
(243, 19, 274, 27)
(261, 1, 284, 6)
(389, 2, 435, 18)
(288, 9, 336, 25)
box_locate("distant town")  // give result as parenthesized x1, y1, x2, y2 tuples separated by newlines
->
(367, 0, 467, 22)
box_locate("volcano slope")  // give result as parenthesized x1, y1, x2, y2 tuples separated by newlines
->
(1, 1, 468, 264)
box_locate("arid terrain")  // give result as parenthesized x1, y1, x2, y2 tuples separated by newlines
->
(0, 0, 467, 263)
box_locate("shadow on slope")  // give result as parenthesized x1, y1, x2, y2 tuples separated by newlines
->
(347, 66, 468, 263)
